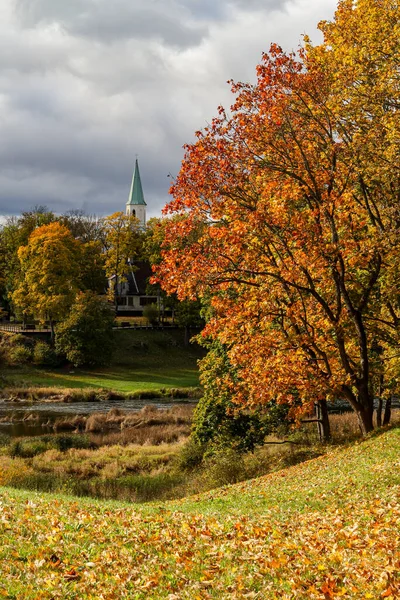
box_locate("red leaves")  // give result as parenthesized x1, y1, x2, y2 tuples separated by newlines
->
(155, 0, 400, 427)
(64, 568, 80, 581)
(320, 577, 336, 599)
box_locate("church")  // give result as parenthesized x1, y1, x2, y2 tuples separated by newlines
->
(125, 158, 147, 228)
(114, 159, 160, 316)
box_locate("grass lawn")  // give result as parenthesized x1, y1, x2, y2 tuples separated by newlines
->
(0, 428, 399, 598)
(3, 366, 200, 392)
(1, 329, 203, 394)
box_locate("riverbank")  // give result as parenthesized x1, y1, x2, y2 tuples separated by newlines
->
(0, 329, 204, 396)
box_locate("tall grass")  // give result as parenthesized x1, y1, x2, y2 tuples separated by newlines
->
(1, 386, 202, 402)
(1, 410, 398, 503)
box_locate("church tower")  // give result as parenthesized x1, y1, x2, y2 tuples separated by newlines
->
(126, 158, 147, 228)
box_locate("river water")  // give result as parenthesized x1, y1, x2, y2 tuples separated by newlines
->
(0, 398, 193, 438)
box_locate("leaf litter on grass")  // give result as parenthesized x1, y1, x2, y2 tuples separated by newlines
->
(0, 429, 399, 599)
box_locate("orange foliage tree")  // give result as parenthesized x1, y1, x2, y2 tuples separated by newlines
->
(155, 0, 400, 436)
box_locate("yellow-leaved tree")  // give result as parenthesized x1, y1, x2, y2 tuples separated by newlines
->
(102, 212, 143, 308)
(12, 222, 81, 339)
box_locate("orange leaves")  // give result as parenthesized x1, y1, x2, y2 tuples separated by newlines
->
(154, 0, 400, 429)
(0, 430, 399, 597)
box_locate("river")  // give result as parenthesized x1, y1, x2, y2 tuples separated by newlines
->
(0, 398, 194, 438)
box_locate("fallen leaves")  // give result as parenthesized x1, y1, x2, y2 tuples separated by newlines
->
(0, 430, 399, 598)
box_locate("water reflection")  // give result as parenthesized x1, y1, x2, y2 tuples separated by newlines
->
(0, 398, 193, 438)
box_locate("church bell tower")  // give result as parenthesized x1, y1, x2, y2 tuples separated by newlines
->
(126, 158, 147, 228)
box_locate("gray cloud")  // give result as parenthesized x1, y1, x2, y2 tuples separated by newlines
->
(15, 0, 208, 48)
(0, 0, 337, 219)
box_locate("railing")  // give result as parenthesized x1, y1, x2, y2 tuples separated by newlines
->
(0, 322, 50, 334)
(0, 321, 180, 333)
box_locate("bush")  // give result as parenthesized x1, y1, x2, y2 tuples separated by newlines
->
(33, 341, 59, 366)
(142, 303, 158, 325)
(0, 432, 10, 447)
(7, 434, 94, 458)
(193, 342, 270, 453)
(9, 439, 48, 458)
(0, 333, 35, 365)
(52, 434, 94, 452)
(202, 448, 248, 487)
(178, 438, 206, 471)
(8, 344, 33, 365)
(55, 291, 115, 367)
(193, 341, 293, 454)
(8, 334, 34, 349)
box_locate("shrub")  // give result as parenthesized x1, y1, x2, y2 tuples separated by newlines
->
(202, 448, 248, 487)
(0, 432, 10, 447)
(8, 334, 34, 349)
(52, 434, 94, 452)
(55, 291, 115, 367)
(193, 342, 269, 453)
(177, 438, 206, 471)
(9, 439, 48, 458)
(194, 341, 293, 453)
(8, 344, 33, 365)
(33, 341, 59, 366)
(7, 434, 93, 458)
(142, 303, 158, 325)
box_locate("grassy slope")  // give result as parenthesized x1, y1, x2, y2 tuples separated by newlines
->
(0, 330, 203, 393)
(0, 429, 399, 599)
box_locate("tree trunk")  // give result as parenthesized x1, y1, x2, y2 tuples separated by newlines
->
(376, 374, 384, 427)
(49, 317, 55, 344)
(341, 384, 375, 436)
(383, 396, 392, 426)
(356, 405, 374, 436)
(315, 400, 331, 443)
(114, 274, 119, 314)
(184, 325, 190, 347)
(376, 397, 383, 427)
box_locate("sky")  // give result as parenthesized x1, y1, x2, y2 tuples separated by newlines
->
(0, 0, 338, 219)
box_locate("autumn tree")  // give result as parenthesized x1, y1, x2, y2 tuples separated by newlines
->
(0, 206, 56, 315)
(55, 291, 115, 367)
(59, 210, 104, 244)
(102, 212, 143, 308)
(155, 0, 400, 436)
(145, 216, 204, 335)
(12, 222, 81, 339)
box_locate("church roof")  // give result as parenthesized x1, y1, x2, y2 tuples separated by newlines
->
(126, 159, 147, 206)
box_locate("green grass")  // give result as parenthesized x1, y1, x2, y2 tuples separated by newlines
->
(0, 329, 204, 393)
(0, 428, 399, 598)
(4, 366, 199, 391)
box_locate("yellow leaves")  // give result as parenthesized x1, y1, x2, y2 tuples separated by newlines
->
(12, 222, 82, 322)
(0, 431, 399, 598)
(102, 211, 142, 289)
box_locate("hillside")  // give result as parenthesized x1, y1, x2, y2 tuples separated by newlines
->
(0, 329, 204, 394)
(0, 429, 399, 598)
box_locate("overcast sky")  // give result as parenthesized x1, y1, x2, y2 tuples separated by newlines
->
(0, 0, 338, 219)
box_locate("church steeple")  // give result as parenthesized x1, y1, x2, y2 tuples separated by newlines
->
(126, 158, 147, 227)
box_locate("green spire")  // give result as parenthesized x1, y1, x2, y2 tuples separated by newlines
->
(126, 159, 146, 207)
